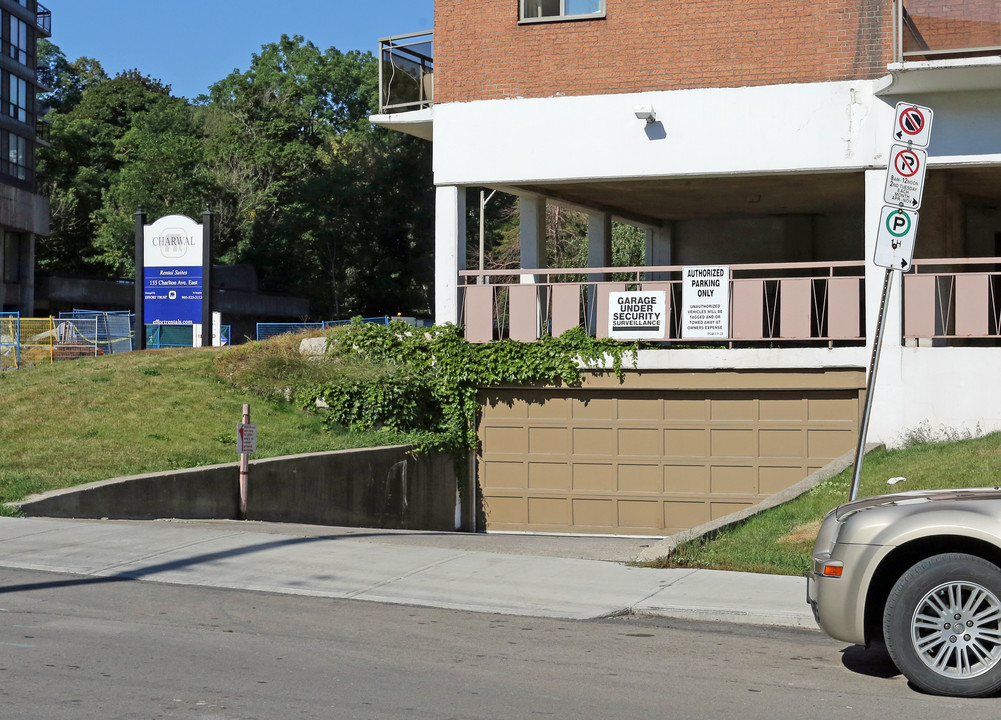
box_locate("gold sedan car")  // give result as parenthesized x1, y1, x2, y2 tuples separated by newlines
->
(808, 488, 1001, 697)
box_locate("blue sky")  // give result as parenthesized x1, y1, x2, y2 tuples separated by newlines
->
(43, 0, 435, 99)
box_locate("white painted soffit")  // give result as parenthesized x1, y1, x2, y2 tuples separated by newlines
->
(878, 56, 1001, 96)
(370, 108, 433, 141)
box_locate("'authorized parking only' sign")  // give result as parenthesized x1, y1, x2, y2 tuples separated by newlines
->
(681, 265, 730, 339)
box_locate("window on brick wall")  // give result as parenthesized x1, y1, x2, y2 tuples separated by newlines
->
(520, 0, 604, 23)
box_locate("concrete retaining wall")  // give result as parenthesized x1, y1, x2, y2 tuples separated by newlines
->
(14, 446, 459, 532)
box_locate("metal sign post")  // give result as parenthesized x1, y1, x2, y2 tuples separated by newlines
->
(237, 404, 257, 519)
(848, 102, 933, 502)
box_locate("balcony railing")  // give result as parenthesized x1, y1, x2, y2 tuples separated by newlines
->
(904, 258, 1001, 341)
(458, 261, 866, 347)
(378, 30, 433, 114)
(36, 2, 51, 36)
(900, 0, 1001, 59)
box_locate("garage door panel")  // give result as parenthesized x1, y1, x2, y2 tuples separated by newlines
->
(483, 461, 527, 489)
(528, 462, 571, 490)
(618, 500, 661, 530)
(665, 465, 709, 494)
(759, 429, 803, 458)
(483, 495, 526, 525)
(710, 396, 755, 421)
(572, 498, 615, 528)
(572, 463, 615, 491)
(529, 426, 569, 454)
(618, 428, 662, 456)
(572, 427, 616, 455)
(711, 429, 756, 457)
(572, 396, 616, 419)
(529, 497, 568, 526)
(710, 465, 757, 495)
(665, 429, 707, 456)
(618, 464, 660, 493)
(619, 398, 662, 420)
(664, 398, 706, 420)
(527, 396, 570, 419)
(484, 426, 527, 454)
(808, 428, 857, 458)
(759, 396, 806, 421)
(809, 395, 858, 421)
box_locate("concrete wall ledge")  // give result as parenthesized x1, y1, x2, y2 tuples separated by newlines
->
(10, 446, 459, 532)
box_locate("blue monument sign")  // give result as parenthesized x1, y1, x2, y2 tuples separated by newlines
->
(143, 215, 204, 325)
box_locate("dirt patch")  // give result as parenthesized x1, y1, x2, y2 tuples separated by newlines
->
(779, 519, 822, 544)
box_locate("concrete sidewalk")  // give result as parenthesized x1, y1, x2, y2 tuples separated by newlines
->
(0, 516, 817, 629)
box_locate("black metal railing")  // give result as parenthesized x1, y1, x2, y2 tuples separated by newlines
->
(36, 2, 51, 36)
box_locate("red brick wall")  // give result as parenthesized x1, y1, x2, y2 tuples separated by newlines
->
(434, 0, 894, 103)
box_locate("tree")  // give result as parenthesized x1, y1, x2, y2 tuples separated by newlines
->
(37, 70, 177, 274)
(36, 39, 107, 113)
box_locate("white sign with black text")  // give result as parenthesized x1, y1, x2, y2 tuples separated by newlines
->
(608, 291, 667, 340)
(681, 265, 730, 339)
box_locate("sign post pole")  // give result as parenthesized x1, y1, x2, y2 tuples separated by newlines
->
(238, 404, 251, 520)
(201, 207, 213, 347)
(848, 102, 933, 502)
(848, 268, 892, 501)
(133, 208, 146, 350)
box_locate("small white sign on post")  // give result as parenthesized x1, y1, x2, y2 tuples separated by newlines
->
(883, 144, 928, 210)
(681, 265, 730, 339)
(237, 423, 257, 454)
(874, 207, 920, 271)
(608, 291, 667, 340)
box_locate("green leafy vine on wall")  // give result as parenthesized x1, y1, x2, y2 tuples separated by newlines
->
(298, 320, 637, 458)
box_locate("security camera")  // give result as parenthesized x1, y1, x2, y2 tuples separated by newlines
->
(633, 105, 656, 123)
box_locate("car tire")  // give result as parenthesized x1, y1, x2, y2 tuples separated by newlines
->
(883, 553, 1001, 697)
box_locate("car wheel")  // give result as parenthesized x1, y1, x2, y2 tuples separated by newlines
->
(883, 553, 1001, 697)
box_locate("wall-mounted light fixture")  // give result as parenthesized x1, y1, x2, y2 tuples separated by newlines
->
(633, 104, 656, 124)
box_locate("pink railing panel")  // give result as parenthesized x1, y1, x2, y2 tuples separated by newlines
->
(780, 279, 812, 339)
(509, 284, 540, 342)
(464, 285, 494, 343)
(594, 283, 626, 339)
(828, 277, 861, 339)
(903, 274, 936, 338)
(731, 279, 764, 340)
(639, 282, 673, 341)
(955, 274, 989, 337)
(551, 284, 582, 336)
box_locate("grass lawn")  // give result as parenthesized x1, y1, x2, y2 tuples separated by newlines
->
(0, 347, 406, 515)
(645, 432, 1001, 576)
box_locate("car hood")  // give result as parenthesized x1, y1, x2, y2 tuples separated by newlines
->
(835, 487, 1001, 521)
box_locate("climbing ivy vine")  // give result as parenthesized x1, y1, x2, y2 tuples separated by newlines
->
(299, 320, 636, 458)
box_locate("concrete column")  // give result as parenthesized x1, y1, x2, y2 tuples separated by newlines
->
(519, 195, 547, 283)
(645, 224, 672, 280)
(19, 234, 34, 315)
(586, 213, 612, 333)
(434, 185, 465, 326)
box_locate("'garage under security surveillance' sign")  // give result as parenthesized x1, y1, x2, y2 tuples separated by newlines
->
(608, 291, 666, 340)
(681, 265, 729, 339)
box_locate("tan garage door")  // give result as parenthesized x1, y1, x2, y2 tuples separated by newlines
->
(477, 371, 862, 535)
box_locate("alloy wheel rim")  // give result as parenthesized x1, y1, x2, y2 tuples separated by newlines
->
(910, 580, 1001, 679)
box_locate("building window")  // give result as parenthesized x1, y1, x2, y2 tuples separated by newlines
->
(520, 0, 604, 22)
(6, 13, 29, 66)
(4, 72, 29, 123)
(2, 130, 27, 180)
(3, 233, 20, 283)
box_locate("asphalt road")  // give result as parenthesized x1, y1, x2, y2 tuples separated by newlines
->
(2, 567, 999, 720)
